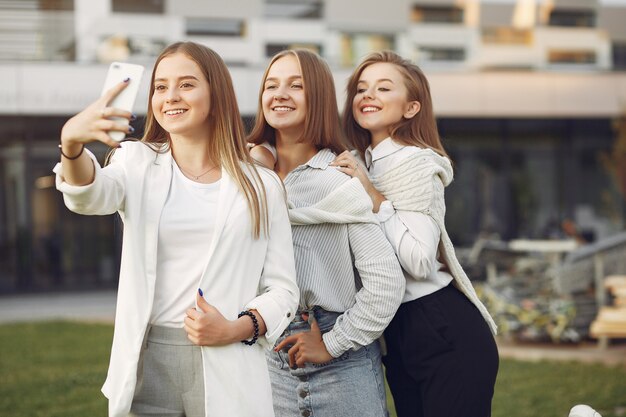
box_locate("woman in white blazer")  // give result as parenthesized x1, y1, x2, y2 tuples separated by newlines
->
(54, 42, 299, 417)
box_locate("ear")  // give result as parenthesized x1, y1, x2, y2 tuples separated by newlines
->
(404, 101, 421, 119)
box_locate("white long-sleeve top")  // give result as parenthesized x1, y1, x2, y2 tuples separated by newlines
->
(365, 138, 453, 303)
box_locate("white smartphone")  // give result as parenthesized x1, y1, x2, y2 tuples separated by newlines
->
(101, 62, 145, 141)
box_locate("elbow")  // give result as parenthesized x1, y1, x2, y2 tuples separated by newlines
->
(401, 256, 434, 281)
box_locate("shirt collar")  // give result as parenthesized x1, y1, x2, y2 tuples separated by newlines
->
(304, 148, 335, 170)
(365, 137, 405, 168)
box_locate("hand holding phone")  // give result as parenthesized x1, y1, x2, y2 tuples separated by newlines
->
(101, 62, 144, 141)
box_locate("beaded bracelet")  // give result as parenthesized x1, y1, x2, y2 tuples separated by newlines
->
(238, 310, 259, 346)
(58, 143, 85, 160)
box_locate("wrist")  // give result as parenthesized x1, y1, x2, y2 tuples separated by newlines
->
(236, 311, 260, 345)
(58, 141, 85, 160)
(366, 186, 386, 212)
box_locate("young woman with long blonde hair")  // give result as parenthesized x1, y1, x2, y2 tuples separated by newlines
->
(248, 49, 405, 417)
(55, 42, 299, 417)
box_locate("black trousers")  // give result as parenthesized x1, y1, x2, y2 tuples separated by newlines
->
(383, 284, 499, 417)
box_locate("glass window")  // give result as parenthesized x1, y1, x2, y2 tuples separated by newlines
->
(612, 43, 626, 71)
(0, 117, 121, 293)
(482, 27, 533, 45)
(418, 47, 465, 62)
(411, 4, 464, 24)
(548, 50, 596, 64)
(340, 33, 394, 67)
(112, 0, 164, 14)
(265, 0, 323, 19)
(548, 9, 595, 27)
(186, 18, 245, 37)
(440, 118, 620, 245)
(39, 0, 74, 11)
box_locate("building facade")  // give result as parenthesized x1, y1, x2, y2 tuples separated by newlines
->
(1, 0, 625, 292)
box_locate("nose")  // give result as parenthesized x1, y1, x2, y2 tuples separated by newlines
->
(165, 88, 180, 103)
(273, 85, 289, 101)
(363, 87, 375, 99)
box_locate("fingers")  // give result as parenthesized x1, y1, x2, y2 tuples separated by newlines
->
(332, 153, 360, 171)
(101, 79, 130, 105)
(288, 343, 299, 369)
(309, 316, 321, 334)
(186, 307, 202, 320)
(196, 290, 211, 313)
(274, 334, 297, 352)
(102, 107, 134, 120)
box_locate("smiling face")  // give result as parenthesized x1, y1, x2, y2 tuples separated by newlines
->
(352, 62, 420, 145)
(261, 54, 307, 139)
(151, 52, 211, 140)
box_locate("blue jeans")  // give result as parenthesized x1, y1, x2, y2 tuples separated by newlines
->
(266, 307, 388, 417)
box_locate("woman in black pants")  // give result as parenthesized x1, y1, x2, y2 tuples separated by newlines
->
(333, 50, 499, 417)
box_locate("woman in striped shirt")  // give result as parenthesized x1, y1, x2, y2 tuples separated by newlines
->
(248, 49, 405, 417)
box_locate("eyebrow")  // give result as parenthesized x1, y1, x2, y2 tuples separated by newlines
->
(154, 75, 199, 83)
(357, 78, 395, 84)
(265, 75, 303, 83)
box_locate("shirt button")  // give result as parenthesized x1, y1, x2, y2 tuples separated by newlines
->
(287, 312, 291, 318)
(302, 411, 311, 417)
(299, 390, 308, 398)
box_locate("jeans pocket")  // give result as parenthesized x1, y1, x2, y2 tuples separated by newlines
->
(310, 345, 367, 369)
(266, 345, 288, 370)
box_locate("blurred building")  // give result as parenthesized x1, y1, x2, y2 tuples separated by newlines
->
(1, 0, 626, 292)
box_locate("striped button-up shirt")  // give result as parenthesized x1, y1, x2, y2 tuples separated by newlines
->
(283, 149, 405, 357)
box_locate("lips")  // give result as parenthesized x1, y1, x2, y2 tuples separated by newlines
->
(164, 109, 187, 115)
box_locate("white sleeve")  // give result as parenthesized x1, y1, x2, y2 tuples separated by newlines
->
(53, 147, 126, 215)
(377, 201, 440, 280)
(244, 174, 299, 348)
(322, 221, 405, 357)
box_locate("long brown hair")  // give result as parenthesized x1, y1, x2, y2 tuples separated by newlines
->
(343, 50, 449, 159)
(247, 49, 346, 155)
(143, 42, 268, 238)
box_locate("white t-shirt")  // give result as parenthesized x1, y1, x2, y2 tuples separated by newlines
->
(150, 162, 220, 327)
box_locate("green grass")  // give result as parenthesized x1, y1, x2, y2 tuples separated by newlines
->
(1, 322, 625, 417)
(0, 321, 111, 417)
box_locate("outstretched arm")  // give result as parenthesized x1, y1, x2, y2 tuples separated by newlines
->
(60, 80, 134, 186)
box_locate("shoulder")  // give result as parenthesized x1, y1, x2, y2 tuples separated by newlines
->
(391, 146, 453, 184)
(110, 140, 164, 163)
(240, 163, 286, 201)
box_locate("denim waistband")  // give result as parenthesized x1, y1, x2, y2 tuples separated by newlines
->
(290, 307, 341, 333)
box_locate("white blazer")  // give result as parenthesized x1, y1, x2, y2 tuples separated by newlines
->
(54, 142, 299, 417)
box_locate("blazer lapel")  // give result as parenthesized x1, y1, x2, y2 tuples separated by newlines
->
(144, 150, 173, 291)
(197, 167, 239, 289)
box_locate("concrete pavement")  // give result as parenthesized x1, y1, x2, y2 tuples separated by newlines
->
(1, 290, 625, 367)
(0, 290, 116, 324)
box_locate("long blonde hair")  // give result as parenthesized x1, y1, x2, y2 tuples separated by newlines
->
(343, 51, 449, 160)
(247, 49, 346, 154)
(143, 42, 268, 238)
